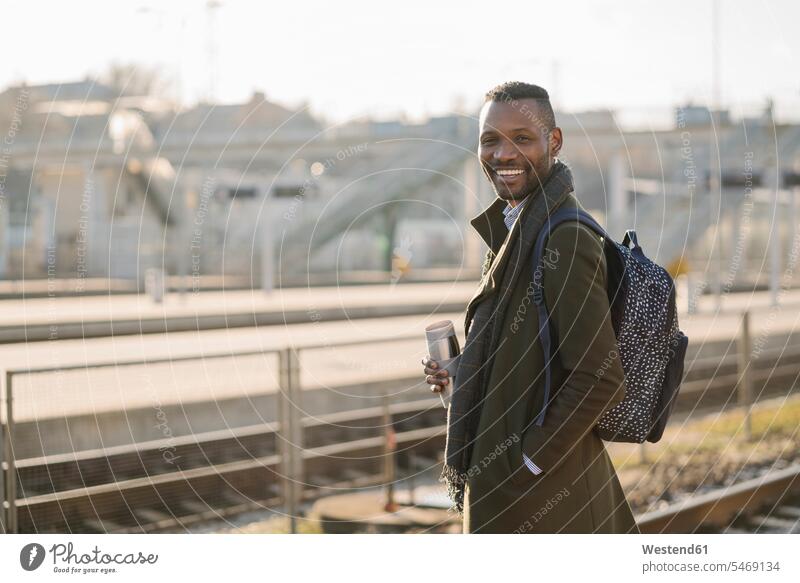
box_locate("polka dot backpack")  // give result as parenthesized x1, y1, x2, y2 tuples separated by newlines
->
(530, 206, 689, 444)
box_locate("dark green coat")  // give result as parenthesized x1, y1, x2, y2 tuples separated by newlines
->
(461, 192, 639, 534)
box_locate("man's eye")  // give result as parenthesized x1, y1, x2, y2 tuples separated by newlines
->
(516, 136, 531, 143)
(480, 139, 496, 146)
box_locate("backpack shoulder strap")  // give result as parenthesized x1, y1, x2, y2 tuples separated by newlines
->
(531, 206, 609, 426)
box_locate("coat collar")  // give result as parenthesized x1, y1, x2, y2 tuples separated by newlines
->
(469, 197, 511, 255)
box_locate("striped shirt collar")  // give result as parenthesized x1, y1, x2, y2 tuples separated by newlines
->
(501, 197, 529, 231)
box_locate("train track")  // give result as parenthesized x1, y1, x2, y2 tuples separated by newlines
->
(8, 399, 447, 534)
(637, 465, 800, 533)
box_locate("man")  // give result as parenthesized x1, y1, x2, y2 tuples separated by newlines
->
(422, 81, 639, 533)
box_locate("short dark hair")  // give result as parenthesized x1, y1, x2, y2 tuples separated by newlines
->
(484, 81, 556, 131)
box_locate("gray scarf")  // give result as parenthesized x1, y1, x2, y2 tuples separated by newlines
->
(440, 160, 575, 514)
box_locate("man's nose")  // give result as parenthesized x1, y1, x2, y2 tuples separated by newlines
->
(493, 140, 518, 163)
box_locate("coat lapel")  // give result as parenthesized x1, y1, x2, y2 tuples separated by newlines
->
(464, 198, 516, 315)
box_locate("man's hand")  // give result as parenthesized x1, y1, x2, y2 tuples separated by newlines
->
(421, 356, 449, 394)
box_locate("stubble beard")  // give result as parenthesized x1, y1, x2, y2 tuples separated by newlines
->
(486, 149, 551, 205)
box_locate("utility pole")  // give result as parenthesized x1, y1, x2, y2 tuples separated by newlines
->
(710, 0, 723, 310)
(206, 1, 222, 102)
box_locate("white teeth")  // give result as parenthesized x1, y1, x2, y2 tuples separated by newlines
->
(496, 169, 524, 176)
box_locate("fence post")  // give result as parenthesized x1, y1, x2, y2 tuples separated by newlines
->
(2, 371, 16, 533)
(279, 348, 303, 534)
(737, 310, 753, 440)
(406, 452, 416, 507)
(687, 272, 701, 315)
(382, 394, 397, 512)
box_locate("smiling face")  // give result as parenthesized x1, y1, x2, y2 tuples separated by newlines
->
(478, 98, 563, 205)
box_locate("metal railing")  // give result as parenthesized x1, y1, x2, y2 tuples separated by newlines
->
(3, 314, 799, 534)
(1, 333, 423, 534)
(2, 349, 284, 534)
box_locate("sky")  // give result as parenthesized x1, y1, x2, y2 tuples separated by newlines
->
(3, 0, 799, 122)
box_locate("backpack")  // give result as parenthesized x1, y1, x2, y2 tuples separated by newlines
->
(530, 206, 689, 444)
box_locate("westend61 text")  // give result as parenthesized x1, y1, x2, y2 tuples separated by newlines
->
(642, 544, 708, 555)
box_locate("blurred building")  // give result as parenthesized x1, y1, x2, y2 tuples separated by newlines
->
(1, 78, 799, 290)
(0, 79, 174, 279)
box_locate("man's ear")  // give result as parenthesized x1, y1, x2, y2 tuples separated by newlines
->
(549, 127, 563, 157)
